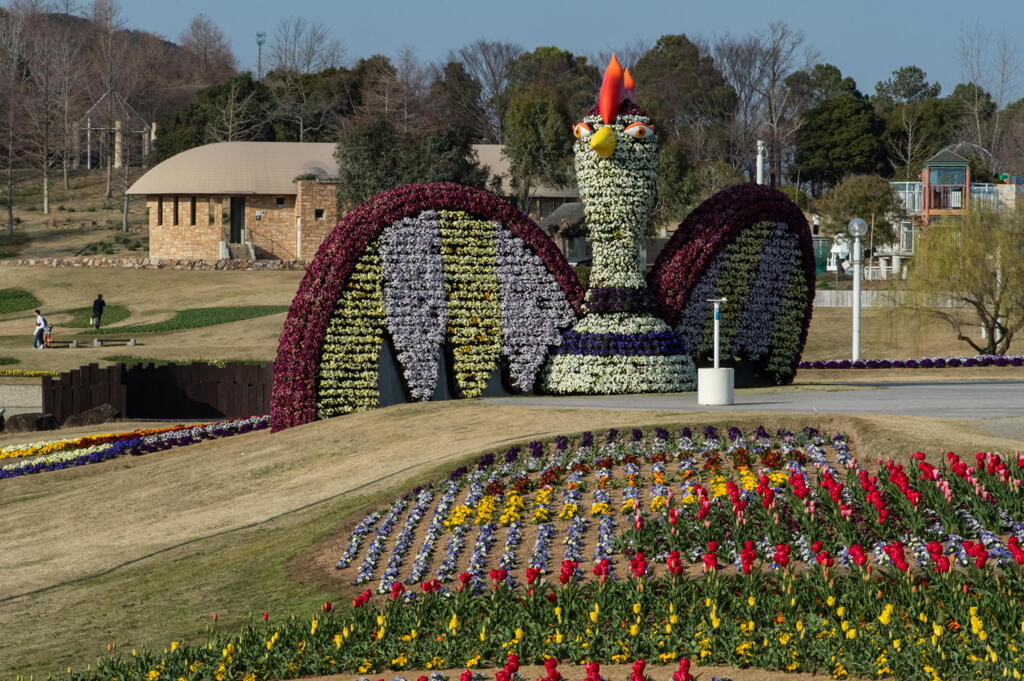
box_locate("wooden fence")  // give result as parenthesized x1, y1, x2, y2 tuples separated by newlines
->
(42, 362, 272, 424)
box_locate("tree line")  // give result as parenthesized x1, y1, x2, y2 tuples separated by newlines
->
(2, 4, 1023, 237)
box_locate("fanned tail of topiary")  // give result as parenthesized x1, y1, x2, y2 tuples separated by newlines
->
(271, 183, 583, 431)
(647, 183, 816, 385)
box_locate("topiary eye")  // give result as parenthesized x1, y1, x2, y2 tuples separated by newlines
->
(623, 122, 654, 139)
(573, 123, 592, 139)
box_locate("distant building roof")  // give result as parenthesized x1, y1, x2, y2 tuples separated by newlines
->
(130, 141, 581, 199)
(474, 144, 579, 199)
(128, 142, 338, 196)
(924, 148, 970, 167)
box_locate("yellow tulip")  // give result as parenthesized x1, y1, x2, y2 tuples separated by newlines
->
(632, 603, 642, 614)
(748, 596, 756, 607)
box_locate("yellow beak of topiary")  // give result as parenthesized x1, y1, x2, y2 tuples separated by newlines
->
(589, 125, 616, 158)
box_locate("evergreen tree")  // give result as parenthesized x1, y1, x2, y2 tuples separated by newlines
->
(794, 91, 887, 189)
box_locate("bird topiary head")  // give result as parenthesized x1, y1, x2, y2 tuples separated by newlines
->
(572, 55, 657, 288)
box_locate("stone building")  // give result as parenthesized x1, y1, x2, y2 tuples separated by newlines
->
(130, 141, 582, 262)
(128, 142, 339, 261)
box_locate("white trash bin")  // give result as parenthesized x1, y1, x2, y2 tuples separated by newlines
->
(697, 367, 734, 405)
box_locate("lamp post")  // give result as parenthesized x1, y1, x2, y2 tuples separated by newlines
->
(709, 297, 726, 369)
(756, 140, 766, 185)
(848, 217, 868, 361)
(698, 297, 733, 405)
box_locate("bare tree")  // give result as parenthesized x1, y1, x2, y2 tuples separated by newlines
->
(179, 13, 237, 84)
(0, 6, 25, 236)
(266, 72, 337, 142)
(594, 38, 652, 76)
(715, 22, 815, 183)
(90, 0, 123, 199)
(449, 40, 523, 143)
(267, 17, 344, 74)
(887, 104, 928, 179)
(714, 33, 765, 176)
(392, 46, 428, 134)
(20, 2, 61, 215)
(51, 0, 86, 193)
(956, 24, 1020, 172)
(205, 79, 267, 142)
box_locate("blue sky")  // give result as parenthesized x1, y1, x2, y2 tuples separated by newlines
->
(124, 0, 1023, 101)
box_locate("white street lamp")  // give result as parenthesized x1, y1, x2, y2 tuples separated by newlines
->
(848, 217, 868, 361)
(698, 297, 734, 405)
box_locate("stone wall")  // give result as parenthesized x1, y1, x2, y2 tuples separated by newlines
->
(0, 257, 309, 270)
(147, 195, 223, 261)
(246, 194, 298, 259)
(142, 184, 337, 262)
(295, 180, 338, 259)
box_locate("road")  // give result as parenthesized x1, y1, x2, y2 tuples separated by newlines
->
(486, 380, 1024, 419)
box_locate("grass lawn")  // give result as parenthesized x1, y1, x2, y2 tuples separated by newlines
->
(0, 288, 41, 314)
(1, 402, 1022, 678)
(61, 304, 131, 328)
(86, 305, 289, 335)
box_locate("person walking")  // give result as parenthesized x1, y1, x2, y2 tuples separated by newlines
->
(33, 309, 47, 349)
(92, 294, 106, 330)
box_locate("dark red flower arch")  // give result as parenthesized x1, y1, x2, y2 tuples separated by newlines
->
(271, 183, 585, 431)
(647, 183, 816, 380)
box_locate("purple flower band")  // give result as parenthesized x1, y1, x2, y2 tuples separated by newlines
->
(584, 287, 653, 313)
(553, 330, 687, 356)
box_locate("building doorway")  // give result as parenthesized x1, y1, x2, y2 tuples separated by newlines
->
(229, 197, 245, 243)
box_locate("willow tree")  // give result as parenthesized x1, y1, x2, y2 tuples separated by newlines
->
(906, 207, 1024, 355)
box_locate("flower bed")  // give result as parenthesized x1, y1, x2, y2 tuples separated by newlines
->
(59, 425, 1024, 680)
(0, 417, 268, 479)
(0, 368, 59, 377)
(800, 355, 1024, 370)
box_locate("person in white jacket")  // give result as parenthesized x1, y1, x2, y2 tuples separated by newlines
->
(33, 309, 47, 349)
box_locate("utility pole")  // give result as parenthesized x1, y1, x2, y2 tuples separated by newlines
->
(256, 32, 266, 79)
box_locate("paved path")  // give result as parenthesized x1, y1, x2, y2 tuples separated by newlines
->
(0, 384, 41, 416)
(486, 380, 1024, 419)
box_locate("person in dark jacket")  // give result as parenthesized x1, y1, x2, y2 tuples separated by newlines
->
(92, 294, 106, 329)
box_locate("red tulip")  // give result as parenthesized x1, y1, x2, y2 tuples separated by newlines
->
(526, 567, 541, 585)
(390, 581, 405, 600)
(673, 658, 694, 681)
(321, 601, 333, 612)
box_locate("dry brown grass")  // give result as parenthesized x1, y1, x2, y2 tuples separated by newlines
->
(1, 401, 1020, 678)
(0, 168, 150, 258)
(0, 266, 303, 371)
(801, 306, 1005, 360)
